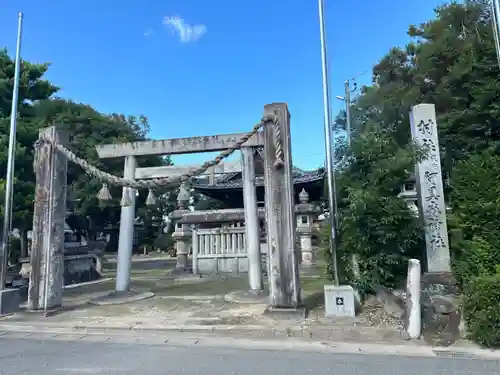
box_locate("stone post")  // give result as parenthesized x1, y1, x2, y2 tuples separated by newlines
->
(115, 156, 137, 292)
(241, 147, 263, 292)
(295, 189, 319, 267)
(406, 259, 421, 339)
(28, 126, 68, 310)
(409, 104, 451, 273)
(262, 103, 302, 312)
(170, 184, 192, 273)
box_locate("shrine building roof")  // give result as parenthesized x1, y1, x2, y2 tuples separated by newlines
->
(191, 167, 325, 190)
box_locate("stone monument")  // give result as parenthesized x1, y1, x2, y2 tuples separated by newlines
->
(409, 103, 460, 346)
(410, 104, 451, 273)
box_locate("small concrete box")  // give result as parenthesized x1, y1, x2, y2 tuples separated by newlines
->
(0, 288, 20, 315)
(324, 285, 357, 317)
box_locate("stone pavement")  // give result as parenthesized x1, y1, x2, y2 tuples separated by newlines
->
(0, 273, 483, 353)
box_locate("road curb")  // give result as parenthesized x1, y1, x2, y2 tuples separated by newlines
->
(0, 321, 498, 360)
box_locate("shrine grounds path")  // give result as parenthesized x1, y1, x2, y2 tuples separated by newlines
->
(1, 333, 499, 375)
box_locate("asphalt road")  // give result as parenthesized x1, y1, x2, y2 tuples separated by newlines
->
(0, 334, 499, 375)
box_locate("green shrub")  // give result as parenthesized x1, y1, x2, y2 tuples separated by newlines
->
(321, 127, 423, 296)
(451, 235, 500, 287)
(320, 195, 423, 297)
(339, 194, 422, 296)
(449, 148, 500, 348)
(449, 151, 500, 288)
(463, 273, 500, 348)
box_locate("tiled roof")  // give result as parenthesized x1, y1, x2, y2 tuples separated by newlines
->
(192, 167, 325, 190)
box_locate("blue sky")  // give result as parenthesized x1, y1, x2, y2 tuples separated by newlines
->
(0, 0, 444, 170)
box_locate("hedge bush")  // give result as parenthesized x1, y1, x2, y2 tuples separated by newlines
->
(320, 127, 423, 296)
(449, 151, 500, 287)
(451, 235, 500, 287)
(463, 273, 500, 348)
(447, 151, 500, 347)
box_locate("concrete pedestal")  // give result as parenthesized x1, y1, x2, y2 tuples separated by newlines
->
(324, 285, 360, 318)
(0, 288, 20, 315)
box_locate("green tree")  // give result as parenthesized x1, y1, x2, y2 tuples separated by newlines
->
(324, 0, 500, 290)
(0, 50, 59, 247)
(0, 49, 58, 119)
(349, 0, 500, 175)
(324, 126, 423, 293)
(191, 192, 232, 211)
(0, 50, 174, 253)
(30, 98, 173, 236)
(321, 0, 500, 345)
(448, 150, 500, 286)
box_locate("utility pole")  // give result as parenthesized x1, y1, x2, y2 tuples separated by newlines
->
(318, 0, 340, 286)
(337, 79, 357, 146)
(0, 13, 24, 290)
(344, 79, 353, 147)
(492, 0, 500, 69)
(337, 78, 359, 278)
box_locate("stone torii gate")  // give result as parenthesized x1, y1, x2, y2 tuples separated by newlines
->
(95, 103, 300, 311)
(27, 103, 301, 313)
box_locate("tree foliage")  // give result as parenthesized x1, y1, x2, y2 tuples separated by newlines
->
(324, 127, 424, 293)
(324, 0, 500, 296)
(0, 49, 174, 248)
(463, 273, 500, 348)
(448, 150, 500, 287)
(191, 192, 232, 211)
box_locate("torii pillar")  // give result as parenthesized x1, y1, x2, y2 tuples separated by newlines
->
(262, 103, 302, 314)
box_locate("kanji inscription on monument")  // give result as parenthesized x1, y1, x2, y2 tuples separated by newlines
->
(409, 104, 451, 273)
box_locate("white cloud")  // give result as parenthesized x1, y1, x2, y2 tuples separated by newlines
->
(163, 16, 206, 43)
(144, 28, 154, 37)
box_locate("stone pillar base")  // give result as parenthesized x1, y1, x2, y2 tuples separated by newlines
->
(174, 238, 191, 273)
(175, 253, 188, 270)
(420, 272, 461, 347)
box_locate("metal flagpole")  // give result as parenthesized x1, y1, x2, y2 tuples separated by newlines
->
(0, 12, 24, 290)
(318, 0, 340, 285)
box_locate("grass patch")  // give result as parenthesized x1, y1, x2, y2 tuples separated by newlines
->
(301, 276, 328, 311)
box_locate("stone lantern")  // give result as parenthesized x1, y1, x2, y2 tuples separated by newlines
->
(295, 189, 320, 266)
(398, 178, 419, 217)
(169, 184, 192, 273)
